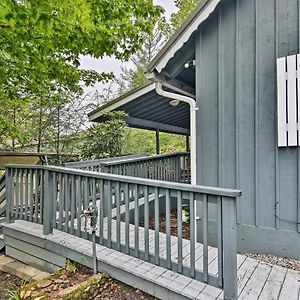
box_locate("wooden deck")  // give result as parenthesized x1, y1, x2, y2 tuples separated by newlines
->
(2, 220, 300, 300)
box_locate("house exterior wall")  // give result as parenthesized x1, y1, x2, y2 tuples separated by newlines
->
(195, 0, 300, 256)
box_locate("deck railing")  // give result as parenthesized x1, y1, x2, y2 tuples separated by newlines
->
(66, 152, 191, 183)
(5, 164, 241, 300)
(0, 174, 6, 218)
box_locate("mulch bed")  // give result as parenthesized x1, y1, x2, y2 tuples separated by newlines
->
(139, 209, 191, 240)
(94, 278, 155, 300)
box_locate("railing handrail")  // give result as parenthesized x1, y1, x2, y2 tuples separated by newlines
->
(64, 154, 148, 168)
(5, 164, 241, 198)
(100, 152, 190, 166)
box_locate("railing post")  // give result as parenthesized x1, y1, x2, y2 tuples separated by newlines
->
(5, 167, 14, 224)
(43, 170, 55, 235)
(222, 196, 237, 300)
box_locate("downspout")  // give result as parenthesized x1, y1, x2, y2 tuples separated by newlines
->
(155, 81, 197, 185)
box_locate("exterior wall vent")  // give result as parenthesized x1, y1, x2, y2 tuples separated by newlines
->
(277, 54, 300, 147)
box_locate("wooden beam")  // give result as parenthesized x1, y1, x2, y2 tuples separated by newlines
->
(124, 117, 190, 135)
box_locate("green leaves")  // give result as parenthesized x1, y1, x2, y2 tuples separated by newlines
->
(81, 111, 128, 159)
(0, 0, 162, 149)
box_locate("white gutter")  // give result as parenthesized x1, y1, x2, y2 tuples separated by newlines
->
(155, 81, 197, 185)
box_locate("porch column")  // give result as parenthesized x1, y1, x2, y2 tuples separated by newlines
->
(156, 129, 160, 155)
(186, 135, 190, 152)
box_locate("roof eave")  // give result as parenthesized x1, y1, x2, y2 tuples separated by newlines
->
(147, 0, 221, 74)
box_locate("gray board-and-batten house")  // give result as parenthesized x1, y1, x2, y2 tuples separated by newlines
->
(89, 0, 300, 259)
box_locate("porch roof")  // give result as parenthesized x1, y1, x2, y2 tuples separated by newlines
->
(88, 82, 190, 135)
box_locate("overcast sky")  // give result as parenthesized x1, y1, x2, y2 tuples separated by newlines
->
(80, 0, 178, 94)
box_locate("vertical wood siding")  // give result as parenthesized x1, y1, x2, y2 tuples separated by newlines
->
(196, 0, 300, 232)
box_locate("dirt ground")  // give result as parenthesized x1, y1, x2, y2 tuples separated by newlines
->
(0, 271, 22, 300)
(0, 263, 156, 300)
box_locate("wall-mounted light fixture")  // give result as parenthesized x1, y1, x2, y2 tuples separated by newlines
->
(184, 60, 196, 69)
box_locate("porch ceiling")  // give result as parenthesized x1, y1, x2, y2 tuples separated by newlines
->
(88, 83, 190, 135)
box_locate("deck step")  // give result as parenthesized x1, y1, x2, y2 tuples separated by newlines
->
(0, 255, 51, 281)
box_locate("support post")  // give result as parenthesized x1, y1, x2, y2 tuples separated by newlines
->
(43, 170, 54, 235)
(222, 197, 237, 300)
(5, 167, 14, 223)
(186, 135, 190, 152)
(156, 129, 160, 155)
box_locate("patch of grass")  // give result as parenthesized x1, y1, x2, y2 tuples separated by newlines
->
(66, 259, 77, 274)
(4, 278, 29, 300)
(4, 289, 21, 300)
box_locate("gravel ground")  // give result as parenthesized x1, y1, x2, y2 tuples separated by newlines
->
(246, 253, 300, 272)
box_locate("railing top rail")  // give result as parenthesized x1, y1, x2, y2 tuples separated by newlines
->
(64, 154, 147, 168)
(5, 164, 242, 198)
(101, 151, 190, 166)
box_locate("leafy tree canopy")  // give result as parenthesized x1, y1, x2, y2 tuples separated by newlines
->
(0, 0, 163, 103)
(165, 0, 200, 37)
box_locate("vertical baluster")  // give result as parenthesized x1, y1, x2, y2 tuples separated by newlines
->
(154, 187, 159, 265)
(51, 171, 57, 227)
(13, 168, 18, 219)
(168, 158, 171, 181)
(83, 177, 89, 238)
(29, 169, 34, 222)
(159, 159, 162, 181)
(217, 196, 223, 287)
(76, 176, 82, 237)
(203, 194, 208, 282)
(116, 181, 121, 251)
(34, 169, 39, 223)
(92, 178, 96, 208)
(125, 183, 130, 254)
(144, 185, 149, 261)
(70, 175, 75, 235)
(99, 179, 104, 245)
(177, 190, 183, 273)
(107, 180, 112, 248)
(189, 192, 196, 278)
(19, 169, 24, 219)
(24, 169, 29, 221)
(183, 156, 186, 183)
(5, 168, 13, 223)
(134, 184, 139, 257)
(39, 169, 44, 225)
(166, 189, 171, 269)
(58, 173, 63, 230)
(64, 174, 70, 232)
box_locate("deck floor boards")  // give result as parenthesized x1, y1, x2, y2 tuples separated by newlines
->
(3, 220, 300, 300)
